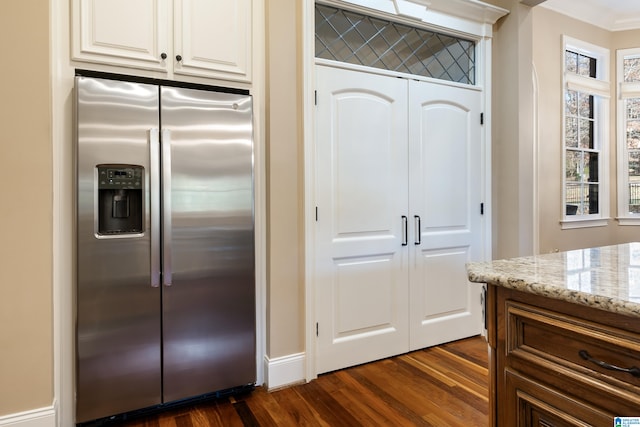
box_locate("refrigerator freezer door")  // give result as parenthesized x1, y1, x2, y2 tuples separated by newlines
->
(76, 76, 162, 423)
(160, 86, 256, 402)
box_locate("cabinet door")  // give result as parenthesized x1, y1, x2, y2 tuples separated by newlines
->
(174, 0, 252, 82)
(72, 0, 170, 71)
(504, 370, 613, 427)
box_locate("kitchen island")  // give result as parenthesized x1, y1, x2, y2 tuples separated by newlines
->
(467, 243, 640, 426)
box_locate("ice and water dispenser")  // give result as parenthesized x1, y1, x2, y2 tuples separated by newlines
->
(97, 165, 144, 235)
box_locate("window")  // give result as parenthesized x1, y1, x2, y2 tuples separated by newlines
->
(617, 48, 640, 224)
(314, 3, 476, 84)
(562, 37, 610, 228)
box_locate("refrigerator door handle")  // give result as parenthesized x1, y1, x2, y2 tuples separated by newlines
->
(150, 129, 161, 288)
(162, 129, 173, 287)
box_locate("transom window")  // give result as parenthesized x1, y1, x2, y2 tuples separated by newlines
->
(314, 3, 476, 84)
(562, 37, 610, 228)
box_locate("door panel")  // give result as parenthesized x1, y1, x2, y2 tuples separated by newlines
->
(334, 255, 398, 336)
(420, 248, 471, 316)
(421, 104, 470, 230)
(315, 65, 409, 374)
(408, 80, 483, 350)
(160, 86, 255, 402)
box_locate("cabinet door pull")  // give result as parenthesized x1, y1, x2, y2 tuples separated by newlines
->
(160, 52, 167, 60)
(414, 215, 421, 245)
(578, 350, 640, 378)
(176, 54, 183, 62)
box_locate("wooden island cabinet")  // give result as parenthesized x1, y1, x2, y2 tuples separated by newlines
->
(467, 244, 640, 426)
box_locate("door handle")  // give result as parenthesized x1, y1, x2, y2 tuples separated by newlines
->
(401, 216, 408, 246)
(149, 129, 160, 288)
(414, 215, 421, 245)
(579, 350, 640, 378)
(161, 129, 173, 287)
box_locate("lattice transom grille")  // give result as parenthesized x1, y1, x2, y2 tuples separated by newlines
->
(315, 3, 476, 84)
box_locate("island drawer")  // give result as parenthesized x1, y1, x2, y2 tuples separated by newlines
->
(503, 300, 640, 409)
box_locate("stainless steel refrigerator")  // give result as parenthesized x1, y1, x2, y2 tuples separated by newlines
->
(75, 73, 256, 424)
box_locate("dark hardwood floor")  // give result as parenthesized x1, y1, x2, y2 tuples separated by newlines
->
(121, 336, 489, 427)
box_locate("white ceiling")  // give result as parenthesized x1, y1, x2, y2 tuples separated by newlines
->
(540, 0, 640, 31)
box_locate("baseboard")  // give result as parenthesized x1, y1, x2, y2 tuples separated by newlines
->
(264, 351, 306, 390)
(0, 406, 56, 427)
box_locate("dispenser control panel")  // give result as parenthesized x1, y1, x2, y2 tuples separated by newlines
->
(96, 165, 144, 235)
(98, 166, 143, 190)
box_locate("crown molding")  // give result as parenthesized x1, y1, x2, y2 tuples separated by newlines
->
(324, 0, 508, 27)
(541, 0, 640, 32)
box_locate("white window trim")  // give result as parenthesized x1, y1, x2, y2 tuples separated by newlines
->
(560, 36, 610, 229)
(620, 81, 640, 99)
(616, 47, 640, 225)
(565, 73, 610, 98)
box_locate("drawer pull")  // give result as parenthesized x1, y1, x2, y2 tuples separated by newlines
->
(578, 350, 640, 378)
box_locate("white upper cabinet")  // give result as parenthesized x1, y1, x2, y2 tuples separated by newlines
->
(72, 0, 252, 82)
(173, 0, 251, 81)
(72, 0, 169, 72)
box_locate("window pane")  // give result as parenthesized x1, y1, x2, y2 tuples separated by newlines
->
(566, 117, 578, 147)
(629, 151, 640, 214)
(629, 151, 640, 178)
(587, 184, 599, 214)
(565, 90, 578, 115)
(630, 176, 640, 213)
(628, 119, 640, 149)
(624, 57, 640, 83)
(565, 51, 597, 77)
(628, 98, 640, 120)
(577, 53, 596, 77)
(566, 51, 578, 74)
(579, 119, 594, 149)
(566, 184, 599, 215)
(578, 93, 593, 119)
(629, 201, 640, 214)
(565, 183, 597, 215)
(566, 183, 581, 215)
(566, 150, 581, 181)
(578, 55, 590, 76)
(586, 152, 598, 182)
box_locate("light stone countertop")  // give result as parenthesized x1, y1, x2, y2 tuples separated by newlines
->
(466, 243, 640, 317)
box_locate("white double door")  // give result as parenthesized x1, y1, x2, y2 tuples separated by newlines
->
(315, 65, 484, 374)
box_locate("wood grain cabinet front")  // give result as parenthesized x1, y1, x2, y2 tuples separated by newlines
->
(505, 369, 613, 426)
(490, 286, 640, 426)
